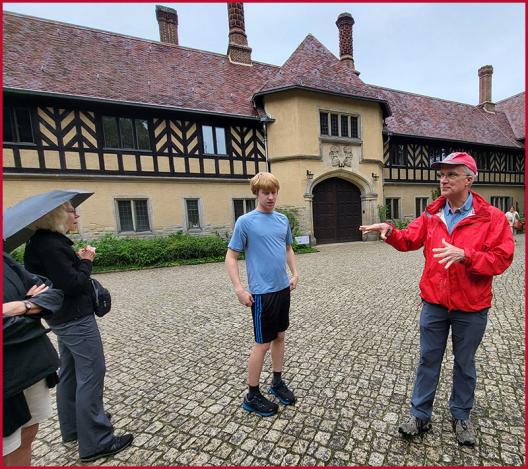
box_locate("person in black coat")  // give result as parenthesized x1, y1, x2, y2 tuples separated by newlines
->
(3, 252, 63, 466)
(24, 202, 133, 463)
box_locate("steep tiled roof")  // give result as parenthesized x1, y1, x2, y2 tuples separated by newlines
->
(496, 92, 525, 141)
(3, 12, 523, 150)
(256, 35, 391, 116)
(3, 12, 279, 118)
(372, 86, 523, 149)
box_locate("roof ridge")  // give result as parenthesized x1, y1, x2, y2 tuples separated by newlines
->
(305, 34, 339, 62)
(280, 33, 338, 68)
(4, 10, 280, 69)
(496, 91, 525, 104)
(369, 83, 480, 109)
(478, 108, 522, 147)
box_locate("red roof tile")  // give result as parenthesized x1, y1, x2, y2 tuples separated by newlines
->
(372, 86, 523, 149)
(3, 12, 523, 150)
(256, 35, 390, 115)
(3, 12, 278, 118)
(496, 92, 525, 141)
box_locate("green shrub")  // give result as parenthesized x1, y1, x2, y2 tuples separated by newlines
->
(9, 233, 227, 270)
(378, 204, 388, 223)
(391, 218, 411, 230)
(87, 233, 228, 269)
(10, 231, 315, 272)
(11, 246, 24, 263)
(275, 207, 301, 236)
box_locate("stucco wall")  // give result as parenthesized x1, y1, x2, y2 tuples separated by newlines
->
(262, 90, 386, 235)
(3, 177, 255, 239)
(264, 90, 384, 160)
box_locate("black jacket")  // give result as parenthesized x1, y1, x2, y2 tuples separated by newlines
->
(24, 229, 94, 326)
(3, 252, 63, 436)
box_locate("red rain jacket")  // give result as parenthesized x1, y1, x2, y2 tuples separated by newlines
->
(385, 191, 514, 312)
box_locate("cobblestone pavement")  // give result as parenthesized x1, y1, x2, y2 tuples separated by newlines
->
(33, 237, 525, 466)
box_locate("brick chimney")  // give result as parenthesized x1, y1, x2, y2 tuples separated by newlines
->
(156, 5, 178, 45)
(478, 65, 495, 113)
(227, 3, 252, 65)
(336, 13, 359, 75)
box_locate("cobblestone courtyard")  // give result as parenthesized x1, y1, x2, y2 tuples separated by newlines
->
(33, 237, 525, 466)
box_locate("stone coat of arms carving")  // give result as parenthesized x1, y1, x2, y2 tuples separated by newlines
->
(329, 145, 353, 168)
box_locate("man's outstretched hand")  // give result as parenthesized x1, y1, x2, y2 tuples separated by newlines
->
(359, 223, 392, 240)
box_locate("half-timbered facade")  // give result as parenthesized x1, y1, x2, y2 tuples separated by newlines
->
(3, 5, 525, 244)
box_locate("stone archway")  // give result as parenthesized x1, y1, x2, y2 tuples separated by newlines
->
(312, 177, 363, 243)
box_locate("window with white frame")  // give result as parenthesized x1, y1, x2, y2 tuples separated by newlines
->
(415, 197, 429, 217)
(186, 199, 201, 229)
(233, 198, 256, 223)
(202, 125, 227, 154)
(116, 199, 151, 232)
(319, 111, 359, 138)
(490, 196, 512, 213)
(385, 198, 400, 220)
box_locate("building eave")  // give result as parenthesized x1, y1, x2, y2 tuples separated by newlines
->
(4, 87, 262, 122)
(253, 85, 392, 118)
(382, 130, 524, 151)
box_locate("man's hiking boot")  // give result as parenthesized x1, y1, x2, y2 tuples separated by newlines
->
(242, 392, 278, 417)
(268, 380, 296, 405)
(79, 434, 134, 462)
(398, 415, 432, 438)
(452, 418, 476, 446)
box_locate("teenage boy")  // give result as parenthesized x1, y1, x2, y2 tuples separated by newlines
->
(225, 172, 300, 416)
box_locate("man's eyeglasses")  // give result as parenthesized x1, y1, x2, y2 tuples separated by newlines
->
(436, 172, 467, 181)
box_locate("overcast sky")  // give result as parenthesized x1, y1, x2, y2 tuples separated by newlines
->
(4, 2, 524, 105)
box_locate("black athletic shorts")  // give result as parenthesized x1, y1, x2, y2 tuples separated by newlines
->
(251, 286, 291, 344)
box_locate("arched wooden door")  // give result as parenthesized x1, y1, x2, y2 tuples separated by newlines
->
(313, 177, 362, 244)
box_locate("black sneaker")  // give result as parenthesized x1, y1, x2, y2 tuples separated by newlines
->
(242, 392, 278, 417)
(398, 415, 432, 438)
(269, 380, 296, 405)
(62, 412, 112, 443)
(79, 434, 133, 462)
(452, 418, 476, 446)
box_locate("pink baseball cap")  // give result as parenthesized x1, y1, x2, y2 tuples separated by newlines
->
(431, 152, 478, 175)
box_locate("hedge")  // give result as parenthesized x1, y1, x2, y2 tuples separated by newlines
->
(11, 233, 316, 272)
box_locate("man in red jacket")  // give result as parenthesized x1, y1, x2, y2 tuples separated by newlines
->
(360, 152, 514, 446)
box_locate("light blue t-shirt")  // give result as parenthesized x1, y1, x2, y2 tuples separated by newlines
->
(228, 209, 293, 294)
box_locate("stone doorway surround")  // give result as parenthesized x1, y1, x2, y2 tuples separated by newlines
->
(304, 169, 379, 244)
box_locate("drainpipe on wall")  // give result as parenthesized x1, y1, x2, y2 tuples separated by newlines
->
(259, 116, 272, 173)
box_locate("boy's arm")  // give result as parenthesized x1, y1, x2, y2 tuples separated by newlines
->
(286, 245, 300, 291)
(225, 248, 253, 307)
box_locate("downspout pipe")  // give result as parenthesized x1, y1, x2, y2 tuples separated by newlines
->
(259, 114, 273, 173)
(261, 119, 270, 172)
(253, 95, 274, 173)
